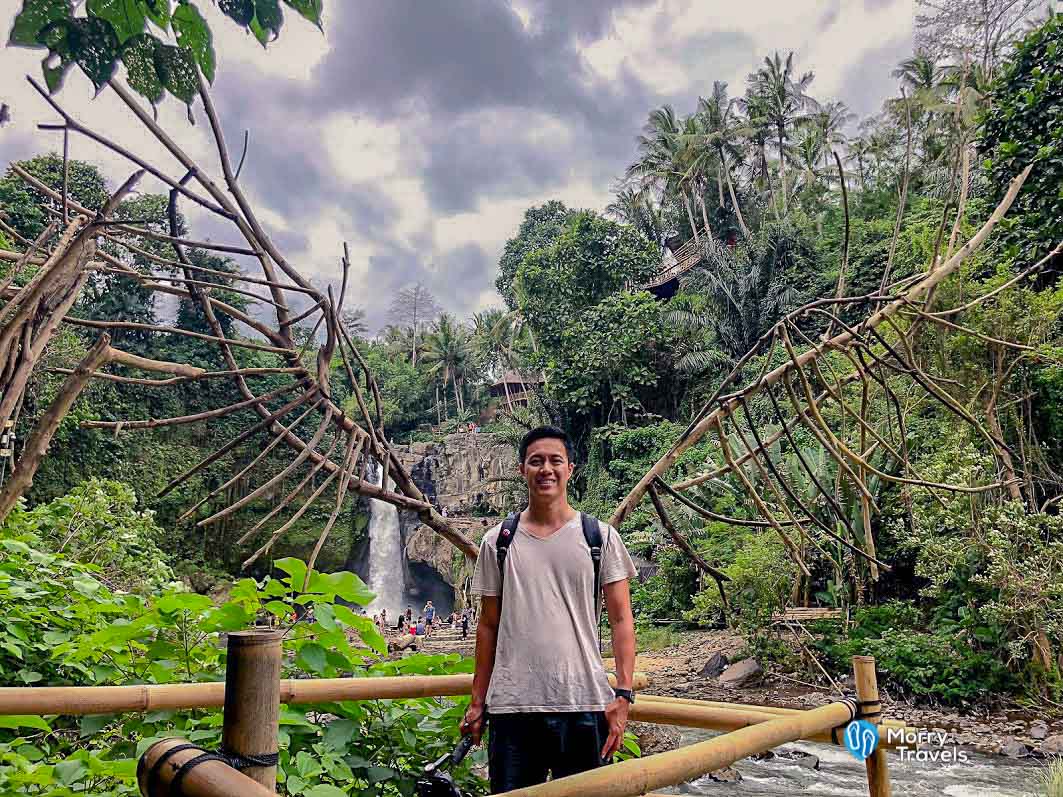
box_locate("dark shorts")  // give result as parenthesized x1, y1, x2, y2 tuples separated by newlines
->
(487, 711, 610, 792)
(426, 617, 434, 626)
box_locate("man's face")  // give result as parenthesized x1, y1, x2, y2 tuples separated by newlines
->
(520, 437, 574, 501)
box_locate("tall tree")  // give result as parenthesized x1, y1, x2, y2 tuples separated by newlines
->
(422, 313, 473, 418)
(747, 51, 817, 215)
(692, 81, 752, 239)
(496, 201, 573, 309)
(387, 283, 441, 367)
(915, 0, 1049, 75)
(628, 106, 705, 246)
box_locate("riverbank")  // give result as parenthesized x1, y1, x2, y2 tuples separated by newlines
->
(608, 629, 1061, 760)
(416, 626, 1060, 760)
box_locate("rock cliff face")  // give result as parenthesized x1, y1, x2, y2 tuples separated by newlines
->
(397, 432, 518, 606)
(405, 432, 519, 514)
(405, 517, 499, 609)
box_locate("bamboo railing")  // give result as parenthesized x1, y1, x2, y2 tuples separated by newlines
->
(0, 630, 894, 796)
(0, 672, 647, 717)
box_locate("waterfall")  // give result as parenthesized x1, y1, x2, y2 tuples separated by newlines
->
(366, 463, 406, 618)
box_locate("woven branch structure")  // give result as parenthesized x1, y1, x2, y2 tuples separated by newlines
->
(611, 165, 1063, 588)
(0, 73, 475, 571)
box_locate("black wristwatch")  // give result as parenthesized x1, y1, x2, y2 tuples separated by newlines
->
(613, 688, 635, 704)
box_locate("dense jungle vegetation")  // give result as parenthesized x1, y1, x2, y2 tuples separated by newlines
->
(1, 0, 1062, 794)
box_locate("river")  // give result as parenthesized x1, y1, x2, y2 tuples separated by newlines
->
(654, 729, 1041, 795)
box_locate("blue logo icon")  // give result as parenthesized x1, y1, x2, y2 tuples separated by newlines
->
(844, 720, 879, 761)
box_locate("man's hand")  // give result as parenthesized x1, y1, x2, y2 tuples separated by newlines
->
(461, 701, 486, 745)
(600, 697, 630, 760)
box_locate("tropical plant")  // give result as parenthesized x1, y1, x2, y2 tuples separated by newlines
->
(422, 313, 474, 418)
(7, 0, 324, 106)
(746, 51, 818, 214)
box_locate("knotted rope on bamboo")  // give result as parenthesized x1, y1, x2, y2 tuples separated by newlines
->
(137, 738, 277, 797)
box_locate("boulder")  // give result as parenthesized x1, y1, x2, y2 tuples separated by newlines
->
(698, 650, 729, 679)
(999, 737, 1029, 758)
(629, 721, 682, 756)
(718, 658, 764, 688)
(1031, 721, 1050, 741)
(1042, 734, 1063, 755)
(707, 766, 742, 783)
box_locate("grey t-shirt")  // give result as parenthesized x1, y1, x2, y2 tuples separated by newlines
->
(471, 514, 637, 714)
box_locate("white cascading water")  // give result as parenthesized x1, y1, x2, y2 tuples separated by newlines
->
(365, 462, 406, 618)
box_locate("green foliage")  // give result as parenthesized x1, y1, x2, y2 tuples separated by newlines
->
(495, 200, 574, 310)
(8, 0, 323, 106)
(514, 212, 662, 434)
(815, 604, 1015, 705)
(686, 531, 796, 633)
(0, 153, 109, 241)
(980, 14, 1063, 262)
(0, 511, 485, 796)
(2, 478, 174, 593)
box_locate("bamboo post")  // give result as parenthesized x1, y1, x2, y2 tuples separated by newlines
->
(222, 631, 282, 791)
(853, 655, 892, 797)
(138, 737, 275, 797)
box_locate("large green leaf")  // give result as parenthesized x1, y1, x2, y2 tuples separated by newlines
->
(283, 0, 322, 30)
(119, 33, 163, 103)
(86, 0, 145, 43)
(252, 0, 282, 45)
(152, 42, 198, 104)
(0, 715, 52, 732)
(274, 557, 307, 590)
(63, 16, 122, 90)
(218, 0, 254, 27)
(295, 642, 327, 674)
(156, 592, 213, 614)
(171, 1, 214, 82)
(304, 786, 347, 797)
(138, 0, 170, 29)
(8, 0, 71, 47)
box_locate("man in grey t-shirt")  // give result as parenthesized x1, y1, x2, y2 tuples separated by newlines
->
(460, 426, 637, 791)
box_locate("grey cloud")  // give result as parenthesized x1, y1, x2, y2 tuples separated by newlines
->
(817, 0, 842, 31)
(836, 33, 912, 118)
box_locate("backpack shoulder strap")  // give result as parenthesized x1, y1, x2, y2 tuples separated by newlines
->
(496, 512, 520, 601)
(580, 513, 605, 640)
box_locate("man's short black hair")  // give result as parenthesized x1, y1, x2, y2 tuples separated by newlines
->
(519, 425, 575, 463)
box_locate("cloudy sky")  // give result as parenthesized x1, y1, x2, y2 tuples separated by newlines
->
(0, 1, 915, 331)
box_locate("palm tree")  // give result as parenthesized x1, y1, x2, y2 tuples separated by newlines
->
(747, 51, 818, 214)
(691, 81, 752, 240)
(422, 313, 473, 419)
(627, 106, 706, 246)
(341, 307, 369, 339)
(810, 100, 854, 176)
(846, 135, 873, 191)
(606, 186, 665, 245)
(380, 323, 423, 364)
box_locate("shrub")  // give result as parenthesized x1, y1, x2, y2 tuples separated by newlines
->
(0, 515, 485, 797)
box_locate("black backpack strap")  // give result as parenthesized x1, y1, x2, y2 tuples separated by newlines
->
(581, 512, 604, 650)
(496, 512, 520, 603)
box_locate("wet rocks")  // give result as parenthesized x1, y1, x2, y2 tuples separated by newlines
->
(707, 766, 742, 783)
(630, 721, 682, 756)
(698, 651, 729, 679)
(998, 737, 1029, 758)
(775, 748, 820, 770)
(1042, 735, 1063, 755)
(718, 658, 763, 688)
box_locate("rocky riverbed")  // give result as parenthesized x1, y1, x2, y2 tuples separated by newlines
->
(612, 630, 1061, 761)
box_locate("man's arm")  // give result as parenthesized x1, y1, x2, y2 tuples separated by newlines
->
(601, 579, 635, 759)
(462, 595, 500, 744)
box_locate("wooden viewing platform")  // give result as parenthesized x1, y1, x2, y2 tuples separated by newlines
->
(0, 630, 900, 796)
